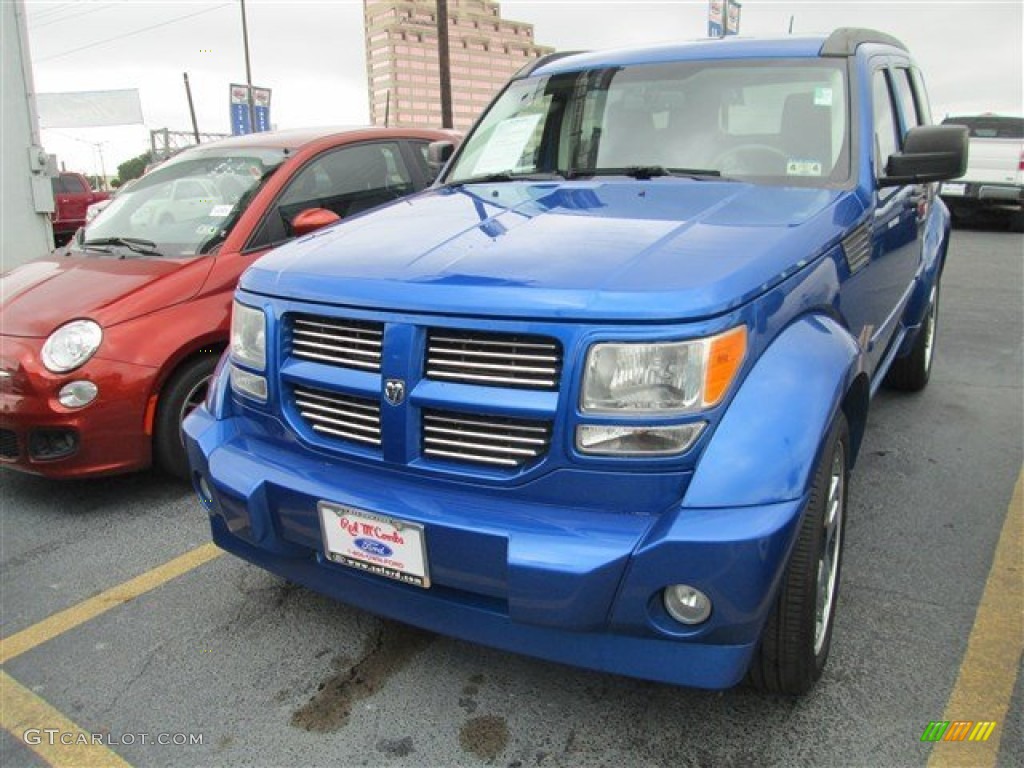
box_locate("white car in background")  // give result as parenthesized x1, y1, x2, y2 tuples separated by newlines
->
(939, 114, 1023, 229)
(130, 177, 225, 228)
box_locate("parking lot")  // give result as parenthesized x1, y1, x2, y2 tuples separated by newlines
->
(1, 224, 1021, 768)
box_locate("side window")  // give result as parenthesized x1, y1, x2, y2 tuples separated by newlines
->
(249, 142, 414, 250)
(56, 174, 86, 194)
(872, 70, 899, 175)
(891, 68, 921, 139)
(909, 68, 933, 126)
(408, 140, 436, 182)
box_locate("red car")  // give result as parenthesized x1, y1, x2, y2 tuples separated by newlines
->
(51, 172, 110, 245)
(1, 127, 456, 478)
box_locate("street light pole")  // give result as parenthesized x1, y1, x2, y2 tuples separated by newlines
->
(436, 0, 452, 129)
(240, 0, 255, 132)
(183, 72, 201, 143)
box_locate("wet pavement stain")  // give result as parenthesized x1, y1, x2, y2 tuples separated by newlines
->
(290, 620, 434, 733)
(376, 735, 415, 757)
(459, 715, 508, 762)
(459, 674, 482, 714)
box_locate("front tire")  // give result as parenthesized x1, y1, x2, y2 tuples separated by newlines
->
(154, 355, 217, 479)
(886, 283, 939, 392)
(748, 414, 850, 695)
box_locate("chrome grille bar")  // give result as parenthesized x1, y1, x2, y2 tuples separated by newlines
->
(293, 385, 382, 448)
(289, 315, 384, 373)
(423, 410, 551, 468)
(426, 329, 561, 390)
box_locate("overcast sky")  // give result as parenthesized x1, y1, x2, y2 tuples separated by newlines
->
(22, 0, 1023, 177)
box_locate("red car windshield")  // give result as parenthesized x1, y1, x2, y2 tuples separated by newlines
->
(81, 147, 286, 257)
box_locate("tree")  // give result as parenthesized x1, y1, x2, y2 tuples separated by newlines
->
(117, 151, 152, 183)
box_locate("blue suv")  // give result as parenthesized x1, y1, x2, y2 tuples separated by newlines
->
(184, 29, 967, 694)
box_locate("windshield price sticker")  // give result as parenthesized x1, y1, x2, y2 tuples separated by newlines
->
(787, 159, 823, 176)
(209, 204, 233, 218)
(318, 502, 430, 588)
(472, 113, 543, 175)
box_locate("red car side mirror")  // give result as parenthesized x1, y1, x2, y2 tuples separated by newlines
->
(292, 208, 341, 237)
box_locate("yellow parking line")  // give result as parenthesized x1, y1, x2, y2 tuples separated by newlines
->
(0, 542, 222, 665)
(928, 468, 1024, 767)
(1, 670, 131, 767)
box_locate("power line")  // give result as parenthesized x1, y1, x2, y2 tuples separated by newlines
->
(36, 3, 234, 63)
(30, 3, 118, 30)
(28, 2, 81, 22)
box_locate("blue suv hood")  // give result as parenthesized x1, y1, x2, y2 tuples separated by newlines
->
(242, 180, 861, 322)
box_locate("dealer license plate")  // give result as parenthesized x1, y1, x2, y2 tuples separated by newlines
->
(318, 501, 430, 588)
(941, 182, 966, 196)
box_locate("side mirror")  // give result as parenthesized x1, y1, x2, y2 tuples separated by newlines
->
(426, 141, 456, 178)
(880, 125, 968, 187)
(292, 207, 341, 237)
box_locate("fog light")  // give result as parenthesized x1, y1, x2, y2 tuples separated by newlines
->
(577, 422, 705, 456)
(664, 585, 712, 625)
(29, 429, 78, 460)
(58, 380, 98, 408)
(230, 364, 267, 401)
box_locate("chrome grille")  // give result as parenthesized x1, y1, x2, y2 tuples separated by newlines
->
(293, 385, 381, 448)
(289, 315, 384, 372)
(426, 330, 561, 390)
(423, 410, 551, 468)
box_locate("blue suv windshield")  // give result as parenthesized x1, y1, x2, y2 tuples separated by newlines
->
(447, 59, 850, 187)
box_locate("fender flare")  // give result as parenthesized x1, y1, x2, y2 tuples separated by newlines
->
(684, 313, 864, 508)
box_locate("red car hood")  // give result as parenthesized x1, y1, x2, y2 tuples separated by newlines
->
(1, 253, 214, 337)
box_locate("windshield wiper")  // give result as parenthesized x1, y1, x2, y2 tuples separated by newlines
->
(82, 236, 163, 257)
(581, 166, 724, 180)
(445, 171, 566, 187)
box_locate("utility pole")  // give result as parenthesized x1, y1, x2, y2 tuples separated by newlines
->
(240, 0, 255, 132)
(436, 0, 452, 129)
(183, 72, 201, 143)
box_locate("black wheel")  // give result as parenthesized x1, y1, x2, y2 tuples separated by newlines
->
(886, 283, 938, 392)
(154, 355, 217, 479)
(748, 414, 849, 695)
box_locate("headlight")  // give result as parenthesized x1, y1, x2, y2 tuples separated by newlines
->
(41, 320, 103, 373)
(581, 326, 747, 413)
(230, 301, 266, 370)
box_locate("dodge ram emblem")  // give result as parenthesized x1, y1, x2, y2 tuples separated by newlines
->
(384, 378, 406, 406)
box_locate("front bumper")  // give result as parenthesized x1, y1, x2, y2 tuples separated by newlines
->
(0, 336, 154, 478)
(185, 404, 807, 690)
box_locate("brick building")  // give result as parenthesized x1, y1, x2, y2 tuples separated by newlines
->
(364, 0, 554, 131)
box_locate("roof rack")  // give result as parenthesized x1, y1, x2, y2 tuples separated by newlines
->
(820, 28, 907, 56)
(512, 50, 588, 79)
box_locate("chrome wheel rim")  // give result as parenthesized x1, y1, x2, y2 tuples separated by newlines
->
(922, 287, 937, 372)
(814, 442, 845, 655)
(177, 375, 211, 447)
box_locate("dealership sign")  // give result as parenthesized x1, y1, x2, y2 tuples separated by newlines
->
(230, 84, 272, 135)
(708, 0, 741, 37)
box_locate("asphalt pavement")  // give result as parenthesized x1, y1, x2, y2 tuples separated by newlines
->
(1, 223, 1021, 768)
